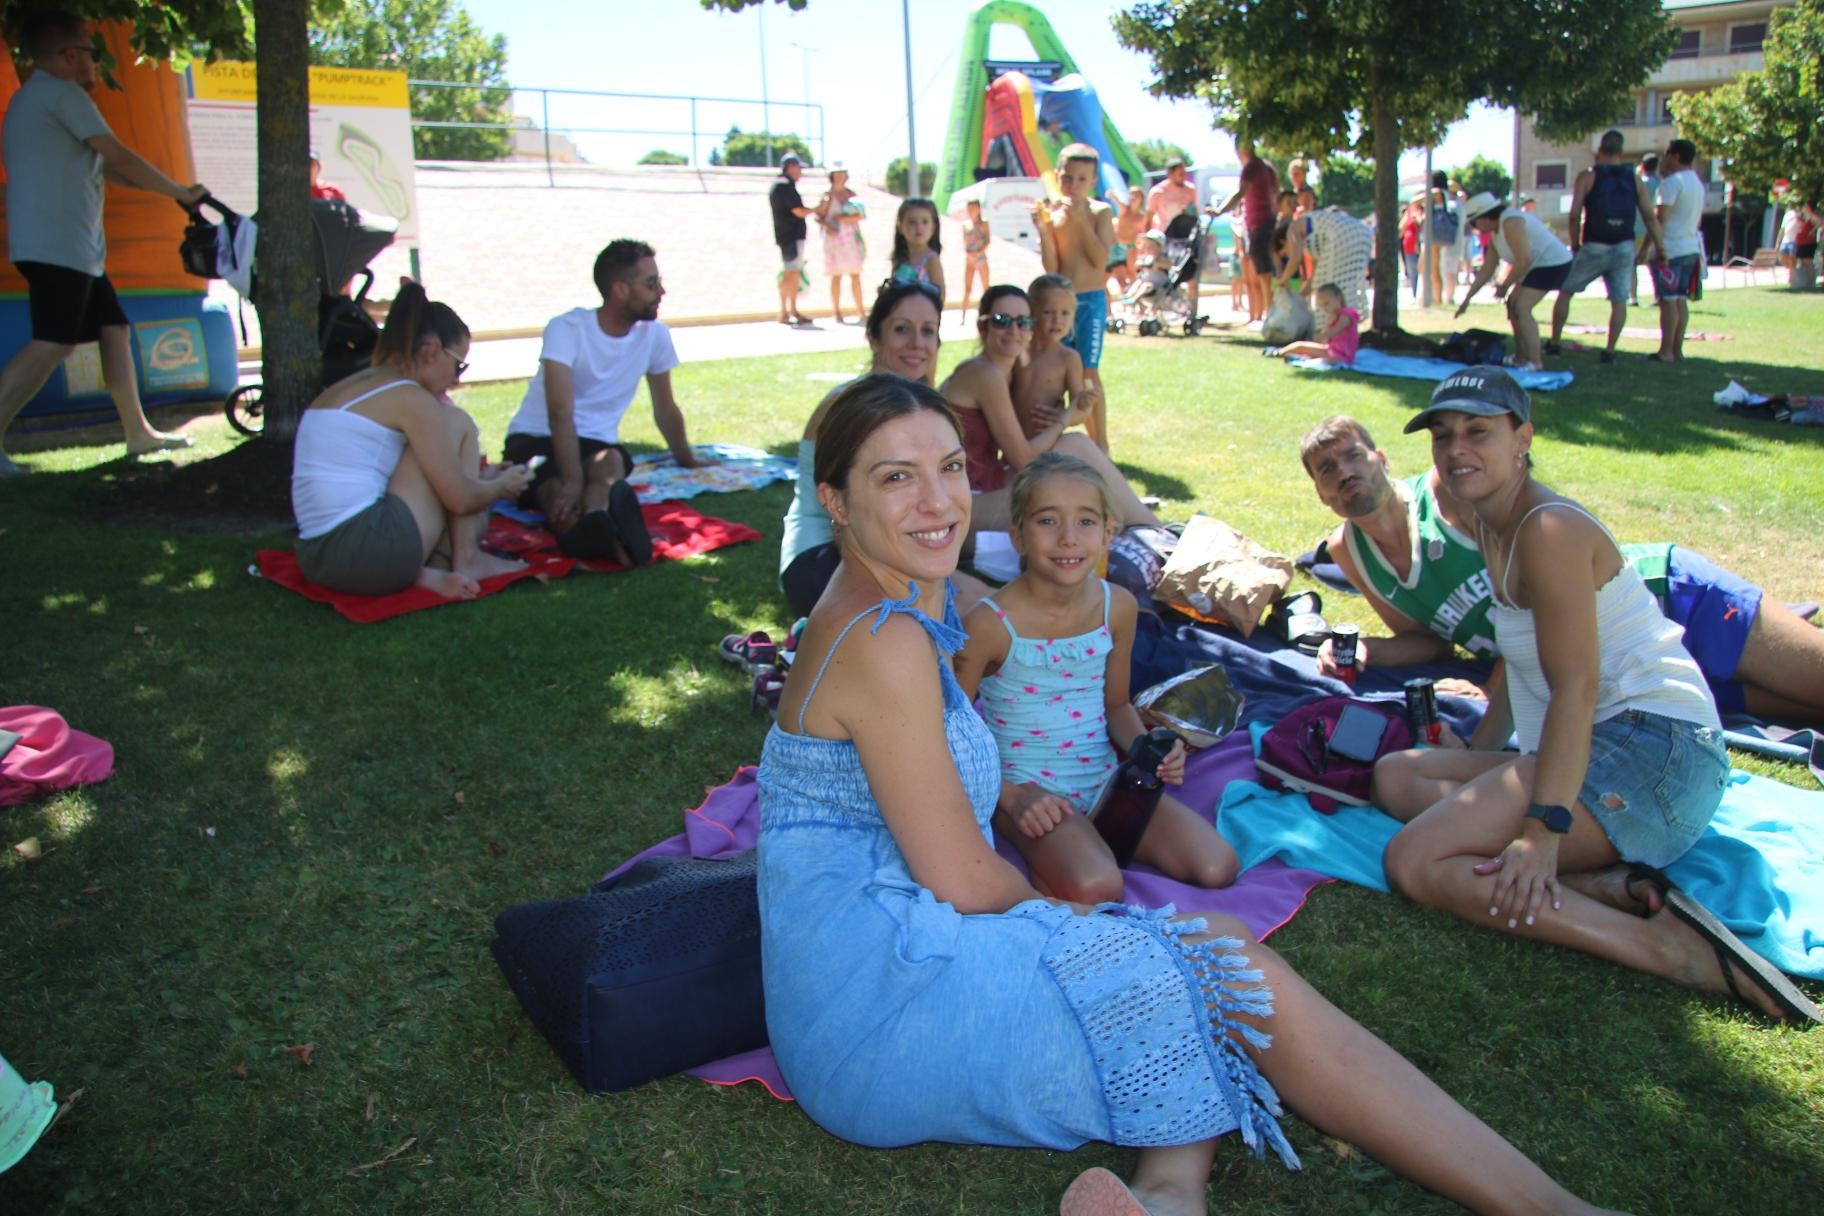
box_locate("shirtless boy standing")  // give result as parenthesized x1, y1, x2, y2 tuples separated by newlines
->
(1033, 144, 1116, 450)
(1013, 273, 1100, 440)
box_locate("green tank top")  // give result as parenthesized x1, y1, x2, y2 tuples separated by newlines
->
(1343, 474, 1498, 658)
(1344, 476, 1675, 659)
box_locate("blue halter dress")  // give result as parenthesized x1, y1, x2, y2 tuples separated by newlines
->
(756, 583, 1298, 1162)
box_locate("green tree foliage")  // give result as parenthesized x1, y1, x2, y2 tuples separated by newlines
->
(886, 156, 935, 197)
(1130, 139, 1193, 172)
(639, 149, 688, 165)
(1113, 0, 1677, 330)
(720, 126, 813, 167)
(1316, 154, 1374, 213)
(698, 0, 808, 9)
(310, 0, 511, 161)
(1674, 0, 1824, 204)
(1450, 154, 1513, 202)
(0, 0, 254, 64)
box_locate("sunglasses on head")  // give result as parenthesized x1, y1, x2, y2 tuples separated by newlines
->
(986, 313, 1033, 331)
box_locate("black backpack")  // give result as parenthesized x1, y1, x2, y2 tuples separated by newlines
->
(1440, 328, 1506, 366)
(1582, 163, 1638, 245)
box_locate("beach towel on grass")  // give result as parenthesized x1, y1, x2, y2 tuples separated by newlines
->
(256, 504, 760, 624)
(1292, 347, 1575, 391)
(598, 757, 1335, 1100)
(1133, 617, 1824, 977)
(490, 445, 795, 528)
(0, 706, 114, 806)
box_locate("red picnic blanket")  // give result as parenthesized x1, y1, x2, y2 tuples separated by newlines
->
(256, 502, 761, 624)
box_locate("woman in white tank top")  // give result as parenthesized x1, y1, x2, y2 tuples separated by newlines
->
(1369, 369, 1815, 1024)
(290, 284, 533, 598)
(1455, 193, 1574, 373)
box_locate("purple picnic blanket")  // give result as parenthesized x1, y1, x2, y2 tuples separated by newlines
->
(603, 740, 1332, 1100)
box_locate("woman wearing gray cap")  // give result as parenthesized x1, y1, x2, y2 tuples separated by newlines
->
(1371, 368, 1819, 1025)
(1455, 193, 1572, 372)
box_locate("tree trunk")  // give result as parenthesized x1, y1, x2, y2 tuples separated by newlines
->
(253, 0, 319, 441)
(1369, 75, 1402, 333)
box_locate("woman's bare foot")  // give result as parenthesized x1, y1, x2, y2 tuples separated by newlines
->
(1561, 864, 1663, 917)
(126, 431, 192, 456)
(1654, 906, 1798, 1022)
(456, 550, 526, 582)
(416, 566, 480, 599)
(1059, 1168, 1154, 1216)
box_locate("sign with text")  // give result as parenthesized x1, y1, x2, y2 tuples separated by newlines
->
(185, 62, 420, 245)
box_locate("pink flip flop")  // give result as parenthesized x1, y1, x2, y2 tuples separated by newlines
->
(1059, 1167, 1149, 1216)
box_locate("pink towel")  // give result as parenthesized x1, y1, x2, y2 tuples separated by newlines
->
(0, 706, 115, 807)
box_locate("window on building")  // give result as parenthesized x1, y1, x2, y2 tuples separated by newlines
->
(1661, 94, 1678, 124)
(1670, 29, 1700, 59)
(1729, 22, 1766, 52)
(1534, 162, 1568, 191)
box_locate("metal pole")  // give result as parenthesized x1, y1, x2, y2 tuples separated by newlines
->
(1511, 110, 1523, 209)
(1420, 146, 1434, 308)
(690, 96, 698, 167)
(901, 0, 918, 194)
(759, 5, 772, 167)
(541, 88, 553, 188)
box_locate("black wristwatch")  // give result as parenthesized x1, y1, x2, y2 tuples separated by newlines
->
(1525, 803, 1574, 834)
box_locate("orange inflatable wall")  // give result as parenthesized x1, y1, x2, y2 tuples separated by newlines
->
(0, 21, 197, 295)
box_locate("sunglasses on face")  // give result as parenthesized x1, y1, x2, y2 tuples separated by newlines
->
(447, 350, 469, 377)
(986, 313, 1033, 331)
(63, 44, 100, 61)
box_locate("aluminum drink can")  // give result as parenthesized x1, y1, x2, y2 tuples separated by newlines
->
(1332, 624, 1359, 685)
(1403, 676, 1441, 744)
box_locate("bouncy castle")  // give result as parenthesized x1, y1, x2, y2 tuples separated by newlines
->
(0, 22, 236, 421)
(935, 0, 1148, 212)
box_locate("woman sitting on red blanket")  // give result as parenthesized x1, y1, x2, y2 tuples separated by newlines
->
(291, 284, 533, 599)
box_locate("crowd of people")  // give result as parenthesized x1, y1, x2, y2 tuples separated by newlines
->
(7, 14, 1818, 1210)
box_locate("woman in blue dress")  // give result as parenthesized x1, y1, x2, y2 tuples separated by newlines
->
(756, 373, 1624, 1216)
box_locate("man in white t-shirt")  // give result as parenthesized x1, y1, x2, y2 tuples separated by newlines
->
(0, 11, 209, 476)
(503, 239, 704, 564)
(1651, 139, 1704, 364)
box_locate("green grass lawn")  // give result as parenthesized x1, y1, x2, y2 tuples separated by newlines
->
(2, 287, 1821, 1214)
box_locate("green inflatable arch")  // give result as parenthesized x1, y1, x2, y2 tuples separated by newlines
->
(935, 0, 1148, 213)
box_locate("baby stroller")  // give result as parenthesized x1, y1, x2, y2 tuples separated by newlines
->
(185, 196, 397, 435)
(1108, 210, 1212, 337)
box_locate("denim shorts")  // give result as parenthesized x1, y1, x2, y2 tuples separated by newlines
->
(1579, 709, 1728, 868)
(1562, 240, 1636, 301)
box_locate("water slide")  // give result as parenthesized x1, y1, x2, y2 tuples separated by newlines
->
(936, 0, 1148, 212)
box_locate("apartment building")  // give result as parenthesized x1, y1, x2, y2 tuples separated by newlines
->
(1514, 0, 1785, 253)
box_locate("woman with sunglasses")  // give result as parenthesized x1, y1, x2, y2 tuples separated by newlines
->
(291, 282, 533, 599)
(939, 283, 1162, 534)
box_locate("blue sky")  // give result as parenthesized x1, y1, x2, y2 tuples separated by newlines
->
(462, 0, 1513, 182)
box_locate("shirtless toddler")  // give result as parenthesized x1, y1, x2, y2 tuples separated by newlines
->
(1033, 144, 1116, 449)
(1014, 274, 1099, 439)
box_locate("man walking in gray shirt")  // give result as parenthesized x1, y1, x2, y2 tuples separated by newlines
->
(0, 11, 209, 475)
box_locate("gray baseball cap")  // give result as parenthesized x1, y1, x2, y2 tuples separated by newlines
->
(1403, 365, 1532, 432)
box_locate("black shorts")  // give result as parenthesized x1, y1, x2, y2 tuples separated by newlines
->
(1246, 222, 1278, 275)
(781, 541, 841, 620)
(502, 433, 635, 511)
(1517, 260, 1572, 293)
(17, 261, 128, 345)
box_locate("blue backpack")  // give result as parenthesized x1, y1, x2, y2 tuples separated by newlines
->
(1583, 163, 1638, 244)
(1429, 202, 1460, 245)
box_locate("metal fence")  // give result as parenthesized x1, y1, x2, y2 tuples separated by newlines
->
(406, 80, 825, 185)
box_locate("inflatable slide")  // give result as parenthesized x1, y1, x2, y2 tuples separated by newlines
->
(936, 0, 1148, 211)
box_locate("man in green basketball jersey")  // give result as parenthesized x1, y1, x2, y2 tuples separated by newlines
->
(1298, 413, 1824, 743)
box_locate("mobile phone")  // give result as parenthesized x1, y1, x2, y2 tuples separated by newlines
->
(1326, 703, 1390, 764)
(525, 454, 546, 472)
